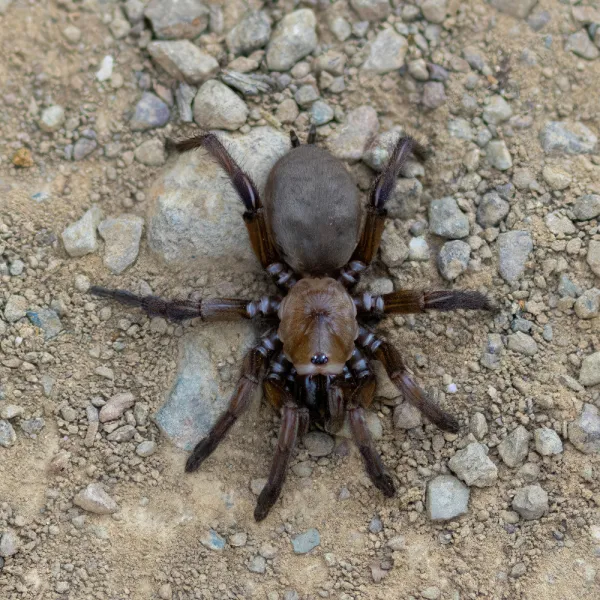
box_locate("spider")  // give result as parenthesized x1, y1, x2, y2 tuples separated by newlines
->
(91, 126, 493, 521)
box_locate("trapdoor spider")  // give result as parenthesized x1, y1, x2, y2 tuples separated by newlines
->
(91, 127, 493, 521)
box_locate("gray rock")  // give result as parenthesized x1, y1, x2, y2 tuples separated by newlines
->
(393, 402, 422, 429)
(448, 118, 474, 141)
(408, 236, 430, 261)
(534, 428, 563, 456)
(315, 50, 347, 75)
(310, 101, 334, 126)
(470, 412, 488, 440)
(124, 0, 144, 24)
(73, 138, 97, 161)
(26, 309, 62, 340)
(329, 16, 352, 41)
(575, 289, 600, 319)
(0, 405, 24, 420)
(512, 484, 548, 520)
(266, 9, 317, 72)
(107, 425, 135, 442)
(588, 240, 600, 277)
(362, 29, 407, 74)
(408, 58, 429, 81)
(497, 230, 533, 282)
(448, 442, 498, 487)
(74, 483, 119, 514)
(294, 84, 319, 108)
(99, 392, 135, 423)
(0, 530, 19, 557)
(0, 420, 17, 448)
(422, 81, 446, 109)
(226, 11, 271, 56)
(350, 0, 391, 21)
(486, 140, 512, 170)
(477, 191, 509, 227)
(542, 165, 571, 190)
(438, 240, 470, 280)
(426, 475, 469, 521)
(327, 105, 379, 161)
(134, 139, 166, 167)
(4, 294, 27, 323)
(421, 0, 449, 24)
(568, 403, 600, 454)
(145, 0, 209, 40)
(579, 352, 600, 387)
(61, 206, 103, 257)
(573, 194, 600, 220)
(98, 215, 144, 275)
(429, 197, 469, 239)
(219, 70, 274, 97)
(558, 274, 581, 298)
(193, 80, 248, 131)
(303, 431, 334, 457)
(155, 324, 255, 450)
(566, 30, 599, 60)
(483, 96, 513, 125)
(380, 227, 409, 267)
(136, 440, 157, 457)
(248, 555, 266, 574)
(148, 41, 218, 85)
(362, 128, 404, 172)
(291, 529, 320, 554)
(544, 211, 576, 235)
(39, 105, 65, 132)
(130, 93, 170, 131)
(498, 425, 531, 467)
(338, 411, 382, 440)
(229, 532, 247, 547)
(490, 0, 538, 19)
(147, 127, 289, 265)
(507, 332, 538, 356)
(540, 121, 597, 154)
(176, 83, 196, 123)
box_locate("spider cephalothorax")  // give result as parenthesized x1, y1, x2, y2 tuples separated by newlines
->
(91, 126, 493, 521)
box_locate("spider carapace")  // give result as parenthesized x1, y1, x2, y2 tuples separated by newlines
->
(91, 126, 493, 521)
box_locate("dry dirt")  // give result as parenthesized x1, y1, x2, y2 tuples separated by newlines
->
(0, 1, 599, 600)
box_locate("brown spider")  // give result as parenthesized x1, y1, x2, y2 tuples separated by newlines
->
(91, 126, 493, 521)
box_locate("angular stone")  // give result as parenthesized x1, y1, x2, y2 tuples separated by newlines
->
(327, 105, 379, 161)
(193, 80, 248, 131)
(134, 139, 166, 167)
(534, 428, 563, 456)
(362, 29, 407, 74)
(130, 93, 170, 131)
(145, 0, 209, 40)
(490, 0, 538, 19)
(448, 442, 498, 487)
(61, 206, 103, 258)
(579, 352, 600, 387)
(498, 425, 531, 467)
(486, 140, 512, 170)
(438, 240, 470, 281)
(566, 31, 599, 60)
(74, 483, 118, 514)
(540, 121, 597, 154)
(302, 431, 334, 457)
(544, 211, 576, 235)
(568, 403, 600, 454)
(98, 215, 144, 275)
(0, 530, 19, 557)
(483, 96, 512, 125)
(4, 295, 27, 323)
(507, 332, 538, 356)
(573, 194, 600, 221)
(429, 197, 469, 239)
(39, 105, 65, 132)
(512, 484, 548, 520)
(477, 191, 509, 227)
(0, 420, 17, 448)
(426, 475, 469, 521)
(26, 309, 62, 340)
(497, 231, 533, 282)
(587, 240, 600, 278)
(266, 9, 317, 72)
(226, 11, 271, 56)
(148, 41, 218, 85)
(575, 289, 600, 320)
(393, 402, 422, 429)
(350, 0, 391, 21)
(291, 529, 320, 554)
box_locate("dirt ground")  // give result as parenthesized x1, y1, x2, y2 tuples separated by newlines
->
(0, 1, 599, 599)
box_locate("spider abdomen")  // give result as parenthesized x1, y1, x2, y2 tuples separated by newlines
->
(264, 145, 361, 276)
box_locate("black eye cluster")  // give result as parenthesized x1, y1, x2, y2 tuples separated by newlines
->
(311, 353, 328, 365)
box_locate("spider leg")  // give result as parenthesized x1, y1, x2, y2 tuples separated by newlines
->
(307, 123, 317, 144)
(340, 136, 423, 287)
(357, 327, 459, 433)
(185, 331, 280, 472)
(346, 347, 396, 497)
(354, 289, 495, 316)
(165, 133, 297, 290)
(255, 400, 308, 521)
(90, 286, 281, 322)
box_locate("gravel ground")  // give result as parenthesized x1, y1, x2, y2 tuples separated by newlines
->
(1, 1, 600, 599)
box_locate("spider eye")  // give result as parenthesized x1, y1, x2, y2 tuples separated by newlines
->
(311, 353, 328, 365)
